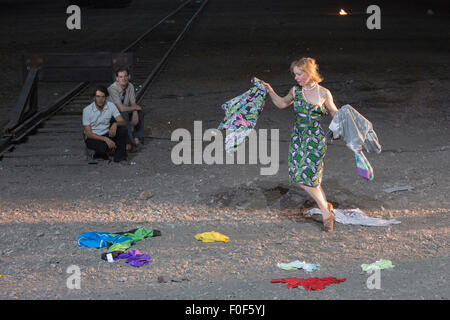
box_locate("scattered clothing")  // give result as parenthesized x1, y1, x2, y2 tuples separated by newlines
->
(289, 86, 329, 187)
(114, 249, 152, 267)
(271, 277, 347, 291)
(106, 228, 161, 253)
(107, 239, 134, 253)
(78, 228, 160, 250)
(328, 104, 381, 181)
(78, 232, 134, 249)
(277, 260, 320, 272)
(305, 208, 401, 226)
(361, 259, 395, 271)
(78, 227, 161, 263)
(194, 231, 229, 243)
(218, 77, 267, 152)
(111, 227, 159, 242)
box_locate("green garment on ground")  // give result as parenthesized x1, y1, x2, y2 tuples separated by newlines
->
(107, 228, 154, 252)
(120, 227, 154, 241)
(361, 259, 394, 271)
(108, 240, 134, 253)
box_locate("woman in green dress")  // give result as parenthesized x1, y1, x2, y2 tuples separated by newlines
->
(261, 57, 339, 232)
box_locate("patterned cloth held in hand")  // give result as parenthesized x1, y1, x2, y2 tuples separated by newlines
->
(218, 77, 267, 152)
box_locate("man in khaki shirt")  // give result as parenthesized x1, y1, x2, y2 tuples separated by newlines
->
(108, 67, 145, 150)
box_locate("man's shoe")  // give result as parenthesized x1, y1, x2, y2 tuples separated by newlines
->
(113, 158, 128, 165)
(134, 143, 143, 152)
(129, 144, 138, 153)
(88, 155, 98, 165)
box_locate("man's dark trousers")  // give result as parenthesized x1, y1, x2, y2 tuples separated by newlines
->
(85, 126, 128, 162)
(121, 110, 145, 145)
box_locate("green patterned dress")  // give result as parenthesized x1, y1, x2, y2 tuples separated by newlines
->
(288, 86, 328, 187)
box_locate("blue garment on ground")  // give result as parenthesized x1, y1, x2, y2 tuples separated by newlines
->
(77, 232, 135, 249)
(277, 260, 320, 272)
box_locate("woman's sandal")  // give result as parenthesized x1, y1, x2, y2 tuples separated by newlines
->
(323, 202, 335, 232)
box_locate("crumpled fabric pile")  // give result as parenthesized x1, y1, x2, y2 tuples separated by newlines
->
(194, 231, 229, 243)
(77, 232, 135, 249)
(114, 249, 152, 267)
(78, 227, 161, 267)
(305, 207, 401, 226)
(277, 260, 320, 273)
(271, 277, 347, 291)
(361, 259, 395, 271)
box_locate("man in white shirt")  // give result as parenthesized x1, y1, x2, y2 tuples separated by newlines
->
(108, 67, 145, 151)
(82, 85, 128, 162)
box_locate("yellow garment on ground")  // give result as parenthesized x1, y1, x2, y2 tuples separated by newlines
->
(194, 231, 229, 243)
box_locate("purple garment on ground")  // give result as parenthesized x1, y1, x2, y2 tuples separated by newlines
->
(114, 249, 152, 267)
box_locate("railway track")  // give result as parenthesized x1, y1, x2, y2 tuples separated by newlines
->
(0, 0, 209, 166)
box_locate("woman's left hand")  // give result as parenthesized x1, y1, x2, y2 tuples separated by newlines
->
(260, 80, 274, 94)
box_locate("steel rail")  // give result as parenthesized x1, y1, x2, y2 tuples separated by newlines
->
(0, 0, 208, 158)
(136, 0, 210, 103)
(121, 0, 191, 54)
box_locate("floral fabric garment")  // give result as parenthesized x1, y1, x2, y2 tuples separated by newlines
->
(218, 77, 267, 152)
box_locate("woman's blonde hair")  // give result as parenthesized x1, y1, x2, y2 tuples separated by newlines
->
(290, 57, 323, 83)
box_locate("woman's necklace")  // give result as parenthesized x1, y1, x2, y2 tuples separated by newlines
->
(302, 82, 318, 91)
(302, 82, 319, 105)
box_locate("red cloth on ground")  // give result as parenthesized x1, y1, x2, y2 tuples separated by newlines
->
(271, 277, 347, 291)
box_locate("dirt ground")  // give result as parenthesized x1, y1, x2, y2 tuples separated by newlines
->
(0, 0, 449, 301)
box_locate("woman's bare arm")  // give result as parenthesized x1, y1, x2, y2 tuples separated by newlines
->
(323, 88, 339, 118)
(261, 81, 294, 109)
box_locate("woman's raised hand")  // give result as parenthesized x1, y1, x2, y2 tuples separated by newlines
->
(260, 80, 274, 94)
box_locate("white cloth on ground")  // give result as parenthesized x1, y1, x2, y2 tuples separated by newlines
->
(305, 208, 401, 226)
(277, 260, 320, 272)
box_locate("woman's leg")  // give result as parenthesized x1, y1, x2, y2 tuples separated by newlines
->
(317, 185, 328, 206)
(298, 183, 331, 220)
